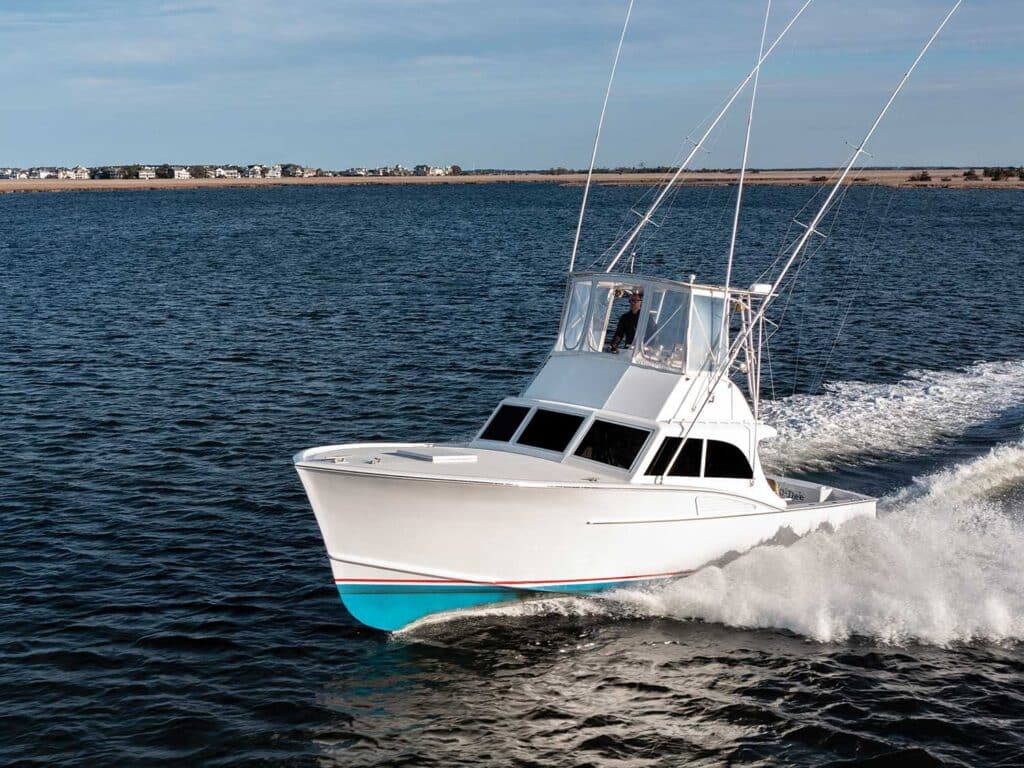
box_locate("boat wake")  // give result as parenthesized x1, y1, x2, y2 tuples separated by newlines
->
(610, 439, 1024, 646)
(401, 440, 1024, 647)
(760, 359, 1024, 471)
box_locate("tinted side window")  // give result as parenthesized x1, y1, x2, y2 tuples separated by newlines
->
(480, 405, 530, 441)
(517, 410, 585, 453)
(645, 437, 703, 477)
(574, 420, 651, 470)
(704, 440, 753, 479)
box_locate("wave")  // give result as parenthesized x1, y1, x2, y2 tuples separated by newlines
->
(610, 440, 1024, 646)
(760, 359, 1024, 470)
(401, 441, 1024, 647)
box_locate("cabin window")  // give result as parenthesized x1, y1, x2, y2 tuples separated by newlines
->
(561, 280, 592, 351)
(516, 409, 585, 453)
(689, 294, 725, 371)
(645, 437, 703, 477)
(574, 420, 650, 470)
(704, 440, 753, 479)
(586, 283, 617, 352)
(480, 404, 531, 442)
(638, 287, 689, 371)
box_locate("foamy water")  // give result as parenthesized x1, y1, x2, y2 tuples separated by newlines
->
(610, 440, 1024, 646)
(410, 441, 1024, 646)
(760, 360, 1024, 470)
(409, 362, 1024, 647)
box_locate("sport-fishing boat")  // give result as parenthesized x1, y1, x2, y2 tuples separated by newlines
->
(294, 0, 961, 631)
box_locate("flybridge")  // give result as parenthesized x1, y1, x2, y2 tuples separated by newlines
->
(520, 270, 772, 425)
(555, 272, 729, 375)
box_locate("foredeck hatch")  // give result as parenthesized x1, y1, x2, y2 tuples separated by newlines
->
(393, 448, 478, 464)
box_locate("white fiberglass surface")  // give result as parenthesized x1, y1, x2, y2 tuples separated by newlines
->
(301, 443, 620, 483)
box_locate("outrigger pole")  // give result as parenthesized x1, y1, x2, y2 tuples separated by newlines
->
(659, 0, 963, 481)
(720, 0, 772, 399)
(744, 0, 963, 331)
(604, 0, 817, 274)
(569, 0, 634, 274)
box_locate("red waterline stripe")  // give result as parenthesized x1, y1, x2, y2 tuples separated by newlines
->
(333, 569, 692, 586)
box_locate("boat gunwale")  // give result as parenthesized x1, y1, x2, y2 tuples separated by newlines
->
(295, 452, 875, 511)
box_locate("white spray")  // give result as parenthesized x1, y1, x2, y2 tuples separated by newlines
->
(761, 360, 1024, 470)
(612, 440, 1024, 646)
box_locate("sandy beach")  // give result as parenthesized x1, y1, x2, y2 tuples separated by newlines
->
(1, 168, 1020, 194)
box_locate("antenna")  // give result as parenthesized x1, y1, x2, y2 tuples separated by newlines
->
(721, 0, 772, 374)
(569, 0, 634, 274)
(734, 0, 963, 359)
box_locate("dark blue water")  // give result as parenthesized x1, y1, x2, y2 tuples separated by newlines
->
(2, 183, 1023, 766)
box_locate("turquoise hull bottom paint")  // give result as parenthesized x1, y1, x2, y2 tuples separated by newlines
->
(335, 579, 661, 632)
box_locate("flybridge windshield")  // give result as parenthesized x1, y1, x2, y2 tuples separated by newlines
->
(556, 274, 727, 375)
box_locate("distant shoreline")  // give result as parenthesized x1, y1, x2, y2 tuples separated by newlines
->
(1, 169, 1020, 194)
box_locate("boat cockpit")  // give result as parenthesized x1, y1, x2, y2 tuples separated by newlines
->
(555, 272, 736, 374)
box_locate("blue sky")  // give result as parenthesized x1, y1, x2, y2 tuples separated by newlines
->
(0, 0, 1020, 169)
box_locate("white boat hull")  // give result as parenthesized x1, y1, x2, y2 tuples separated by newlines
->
(295, 447, 875, 631)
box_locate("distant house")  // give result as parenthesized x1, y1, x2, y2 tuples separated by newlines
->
(301, 167, 318, 178)
(345, 167, 368, 177)
(266, 164, 282, 179)
(16, 170, 28, 180)
(138, 166, 157, 180)
(245, 165, 263, 178)
(91, 167, 124, 180)
(281, 164, 304, 177)
(415, 165, 450, 177)
(173, 167, 191, 180)
(214, 167, 240, 179)
(29, 168, 57, 179)
(71, 165, 90, 180)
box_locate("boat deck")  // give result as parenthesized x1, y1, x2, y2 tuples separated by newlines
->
(295, 444, 874, 507)
(294, 443, 621, 486)
(768, 475, 873, 507)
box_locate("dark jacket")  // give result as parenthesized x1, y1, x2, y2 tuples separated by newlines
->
(611, 310, 640, 348)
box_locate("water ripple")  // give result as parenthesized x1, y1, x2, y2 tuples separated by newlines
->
(2, 184, 1023, 765)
